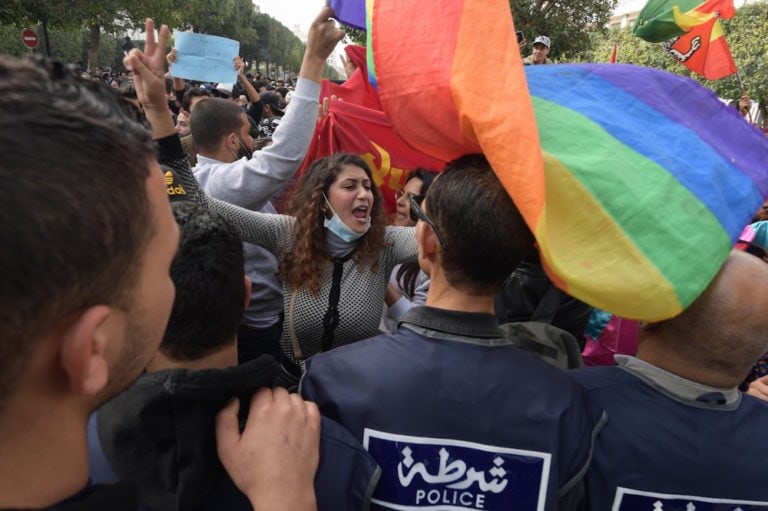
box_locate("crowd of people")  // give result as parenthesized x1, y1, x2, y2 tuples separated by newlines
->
(2, 6, 768, 511)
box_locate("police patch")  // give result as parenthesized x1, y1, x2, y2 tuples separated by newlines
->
(612, 487, 768, 511)
(363, 428, 550, 511)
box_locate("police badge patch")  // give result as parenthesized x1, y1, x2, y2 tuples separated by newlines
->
(363, 428, 551, 510)
(612, 487, 768, 511)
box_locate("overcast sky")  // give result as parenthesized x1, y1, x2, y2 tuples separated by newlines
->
(253, 0, 327, 40)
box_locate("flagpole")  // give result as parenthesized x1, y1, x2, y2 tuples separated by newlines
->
(736, 71, 745, 91)
(735, 71, 754, 124)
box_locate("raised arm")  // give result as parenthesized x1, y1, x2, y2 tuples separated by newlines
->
(124, 19, 174, 139)
(126, 18, 292, 256)
(203, 7, 345, 210)
(166, 48, 186, 100)
(235, 56, 261, 105)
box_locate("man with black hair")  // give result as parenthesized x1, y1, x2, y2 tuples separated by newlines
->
(182, 86, 212, 114)
(257, 91, 285, 138)
(90, 202, 380, 511)
(0, 17, 323, 510)
(178, 86, 211, 165)
(0, 53, 180, 510)
(89, 203, 271, 510)
(301, 154, 600, 510)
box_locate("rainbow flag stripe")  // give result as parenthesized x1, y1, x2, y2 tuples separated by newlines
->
(527, 63, 767, 318)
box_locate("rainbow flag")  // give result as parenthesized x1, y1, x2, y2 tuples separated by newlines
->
(526, 64, 767, 319)
(364, 0, 768, 320)
(664, 17, 737, 80)
(634, 0, 735, 43)
(329, 0, 366, 30)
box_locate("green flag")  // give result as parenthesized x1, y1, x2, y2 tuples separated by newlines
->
(633, 0, 735, 43)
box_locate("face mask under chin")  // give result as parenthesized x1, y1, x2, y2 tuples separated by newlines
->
(322, 194, 370, 242)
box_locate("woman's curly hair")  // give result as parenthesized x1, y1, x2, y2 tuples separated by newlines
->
(278, 153, 387, 296)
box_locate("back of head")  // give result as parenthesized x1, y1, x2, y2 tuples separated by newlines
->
(182, 86, 210, 113)
(189, 97, 244, 154)
(647, 250, 768, 382)
(162, 203, 245, 361)
(427, 154, 534, 293)
(0, 56, 155, 409)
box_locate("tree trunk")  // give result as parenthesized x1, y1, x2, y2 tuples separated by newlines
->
(41, 15, 51, 57)
(87, 23, 100, 72)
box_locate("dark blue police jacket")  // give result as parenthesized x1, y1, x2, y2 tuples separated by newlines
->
(571, 362, 768, 511)
(302, 306, 603, 511)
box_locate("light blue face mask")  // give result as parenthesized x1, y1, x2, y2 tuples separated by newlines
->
(323, 194, 370, 242)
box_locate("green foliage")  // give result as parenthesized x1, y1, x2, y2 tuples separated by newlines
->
(0, 22, 120, 69)
(718, 1, 768, 102)
(570, 1, 768, 103)
(510, 0, 618, 60)
(322, 63, 343, 81)
(342, 25, 366, 46)
(0, 1, 79, 29)
(251, 12, 303, 78)
(0, 24, 38, 57)
(0, 0, 304, 78)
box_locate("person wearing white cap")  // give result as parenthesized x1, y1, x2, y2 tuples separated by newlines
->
(523, 35, 552, 65)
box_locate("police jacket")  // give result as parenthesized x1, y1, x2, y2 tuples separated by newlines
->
(302, 306, 603, 511)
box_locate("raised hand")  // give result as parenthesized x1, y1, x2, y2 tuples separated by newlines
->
(300, 7, 345, 83)
(123, 18, 174, 137)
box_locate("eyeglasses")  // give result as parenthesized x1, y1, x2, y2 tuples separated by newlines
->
(395, 189, 426, 223)
(395, 189, 423, 202)
(410, 196, 449, 251)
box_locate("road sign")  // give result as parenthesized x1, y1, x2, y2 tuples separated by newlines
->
(21, 28, 39, 49)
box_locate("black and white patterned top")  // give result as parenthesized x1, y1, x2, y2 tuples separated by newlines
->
(158, 134, 417, 370)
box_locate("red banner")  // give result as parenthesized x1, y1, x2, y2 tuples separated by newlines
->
(300, 100, 445, 214)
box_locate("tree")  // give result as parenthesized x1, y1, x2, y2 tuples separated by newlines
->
(250, 12, 303, 80)
(717, 1, 768, 103)
(509, 0, 618, 60)
(0, 0, 186, 70)
(0, 0, 83, 56)
(323, 63, 343, 81)
(576, 0, 768, 107)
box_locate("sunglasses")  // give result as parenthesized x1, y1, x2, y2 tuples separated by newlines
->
(410, 196, 449, 251)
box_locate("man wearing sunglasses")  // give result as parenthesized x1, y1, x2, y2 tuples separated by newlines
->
(302, 154, 600, 511)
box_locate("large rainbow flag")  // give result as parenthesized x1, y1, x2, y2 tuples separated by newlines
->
(633, 0, 736, 43)
(526, 63, 766, 318)
(333, 0, 768, 321)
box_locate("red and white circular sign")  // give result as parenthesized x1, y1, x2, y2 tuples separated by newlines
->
(21, 28, 39, 49)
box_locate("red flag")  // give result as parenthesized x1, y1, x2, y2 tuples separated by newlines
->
(288, 44, 443, 214)
(319, 45, 382, 110)
(663, 17, 736, 80)
(610, 43, 618, 63)
(298, 101, 445, 214)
